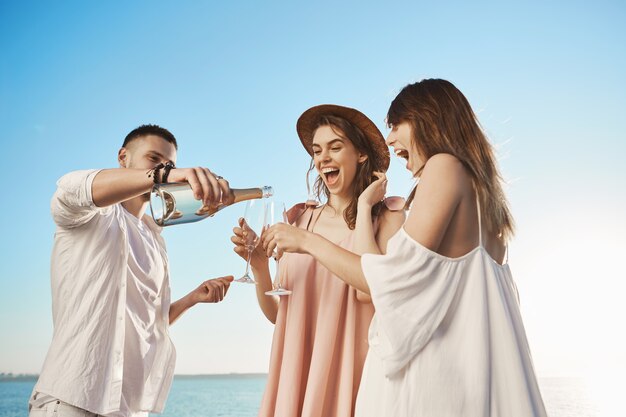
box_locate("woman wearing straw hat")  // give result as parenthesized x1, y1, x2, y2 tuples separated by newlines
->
(262, 80, 547, 417)
(231, 104, 405, 417)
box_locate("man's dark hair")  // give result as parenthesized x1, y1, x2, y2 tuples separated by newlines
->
(122, 124, 178, 150)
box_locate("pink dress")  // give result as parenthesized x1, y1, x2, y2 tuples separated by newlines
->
(258, 205, 375, 417)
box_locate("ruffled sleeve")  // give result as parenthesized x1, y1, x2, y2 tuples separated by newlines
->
(361, 228, 464, 377)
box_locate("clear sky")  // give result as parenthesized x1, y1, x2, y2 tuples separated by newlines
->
(1, 0, 625, 409)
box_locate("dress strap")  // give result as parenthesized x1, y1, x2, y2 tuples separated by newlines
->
(476, 192, 483, 247)
(304, 207, 315, 231)
(476, 192, 509, 265)
(307, 205, 325, 233)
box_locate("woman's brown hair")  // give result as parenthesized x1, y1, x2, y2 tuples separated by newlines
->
(387, 79, 515, 241)
(308, 115, 384, 229)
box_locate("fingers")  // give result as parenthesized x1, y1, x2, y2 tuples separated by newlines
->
(220, 276, 234, 298)
(195, 168, 214, 207)
(201, 276, 234, 303)
(204, 168, 222, 207)
(200, 281, 217, 303)
(231, 227, 249, 259)
(370, 172, 386, 187)
(373, 171, 388, 188)
(259, 224, 270, 240)
(184, 168, 215, 207)
(185, 169, 203, 201)
(240, 219, 252, 233)
(215, 276, 233, 301)
(193, 168, 222, 208)
(261, 225, 279, 257)
(218, 178, 234, 205)
(168, 167, 228, 208)
(260, 224, 274, 251)
(233, 246, 247, 258)
(265, 237, 278, 258)
(373, 171, 386, 180)
(232, 225, 245, 239)
(230, 234, 245, 247)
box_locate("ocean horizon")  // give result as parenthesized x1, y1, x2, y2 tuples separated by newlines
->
(0, 374, 600, 417)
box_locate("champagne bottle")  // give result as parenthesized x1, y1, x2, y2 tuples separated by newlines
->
(150, 183, 273, 226)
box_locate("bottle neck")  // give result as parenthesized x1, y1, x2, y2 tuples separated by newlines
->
(231, 186, 273, 203)
(232, 188, 263, 203)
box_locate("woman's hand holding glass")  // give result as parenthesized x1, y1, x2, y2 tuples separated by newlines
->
(264, 201, 292, 296)
(234, 199, 267, 284)
(231, 218, 269, 271)
(262, 222, 311, 259)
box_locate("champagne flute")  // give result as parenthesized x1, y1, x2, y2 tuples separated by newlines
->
(265, 201, 292, 296)
(236, 199, 267, 284)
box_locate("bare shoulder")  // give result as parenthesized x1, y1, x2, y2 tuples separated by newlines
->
(422, 153, 467, 180)
(378, 204, 406, 228)
(404, 154, 473, 251)
(420, 154, 472, 193)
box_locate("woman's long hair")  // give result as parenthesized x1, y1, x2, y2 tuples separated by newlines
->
(387, 78, 515, 241)
(307, 115, 384, 229)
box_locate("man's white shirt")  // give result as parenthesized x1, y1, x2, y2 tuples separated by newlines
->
(31, 170, 176, 416)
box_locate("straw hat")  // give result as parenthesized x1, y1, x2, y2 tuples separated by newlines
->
(296, 104, 390, 171)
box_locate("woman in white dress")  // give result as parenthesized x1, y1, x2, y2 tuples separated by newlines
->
(262, 78, 548, 417)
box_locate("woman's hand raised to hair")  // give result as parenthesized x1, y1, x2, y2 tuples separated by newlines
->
(358, 171, 388, 208)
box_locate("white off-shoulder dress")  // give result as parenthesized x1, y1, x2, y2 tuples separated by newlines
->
(355, 199, 547, 417)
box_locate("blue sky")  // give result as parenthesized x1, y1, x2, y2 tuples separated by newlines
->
(1, 1, 625, 400)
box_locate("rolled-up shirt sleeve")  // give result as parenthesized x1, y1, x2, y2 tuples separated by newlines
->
(51, 169, 106, 228)
(361, 229, 463, 377)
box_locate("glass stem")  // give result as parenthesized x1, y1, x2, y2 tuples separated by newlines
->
(244, 248, 253, 277)
(273, 257, 280, 289)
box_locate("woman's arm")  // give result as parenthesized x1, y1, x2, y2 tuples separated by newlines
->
(353, 172, 387, 255)
(262, 154, 467, 295)
(307, 233, 369, 293)
(353, 207, 405, 301)
(352, 174, 383, 301)
(355, 207, 405, 301)
(263, 226, 369, 293)
(353, 172, 404, 301)
(375, 207, 406, 253)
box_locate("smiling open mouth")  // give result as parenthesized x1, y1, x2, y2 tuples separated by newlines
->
(395, 149, 409, 161)
(322, 167, 340, 185)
